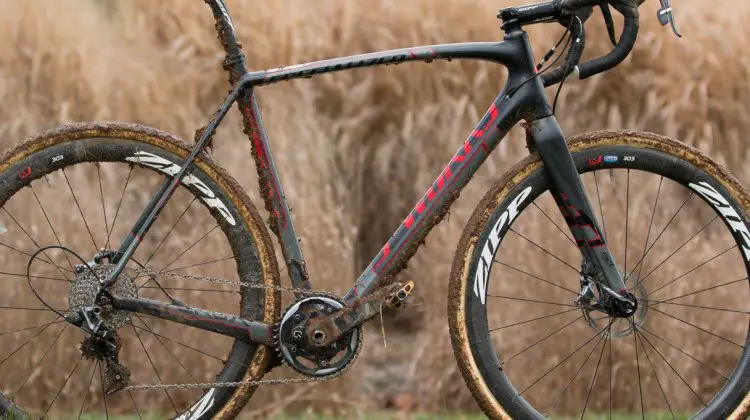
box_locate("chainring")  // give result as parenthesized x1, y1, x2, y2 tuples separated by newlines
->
(277, 293, 363, 378)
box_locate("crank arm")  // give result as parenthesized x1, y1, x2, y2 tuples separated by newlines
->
(111, 294, 275, 346)
(305, 282, 410, 348)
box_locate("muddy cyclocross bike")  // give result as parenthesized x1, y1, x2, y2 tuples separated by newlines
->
(0, 0, 747, 418)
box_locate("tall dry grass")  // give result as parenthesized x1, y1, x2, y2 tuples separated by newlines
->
(0, 0, 748, 416)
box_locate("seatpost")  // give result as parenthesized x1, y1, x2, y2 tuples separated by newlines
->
(203, 0, 249, 85)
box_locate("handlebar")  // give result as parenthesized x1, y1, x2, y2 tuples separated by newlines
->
(568, 1, 639, 80)
(501, 0, 641, 87)
(540, 15, 586, 86)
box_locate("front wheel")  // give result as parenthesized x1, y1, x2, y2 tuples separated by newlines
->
(449, 130, 750, 419)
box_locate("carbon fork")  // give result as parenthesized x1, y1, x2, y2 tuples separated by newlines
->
(528, 116, 631, 303)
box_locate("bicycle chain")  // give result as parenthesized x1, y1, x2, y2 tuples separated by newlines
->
(122, 267, 355, 392)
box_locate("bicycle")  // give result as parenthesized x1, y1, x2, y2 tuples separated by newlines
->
(0, 0, 747, 418)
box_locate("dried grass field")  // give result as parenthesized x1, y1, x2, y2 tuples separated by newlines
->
(0, 0, 748, 418)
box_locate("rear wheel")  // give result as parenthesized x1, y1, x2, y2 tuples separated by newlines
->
(0, 122, 281, 419)
(449, 131, 750, 419)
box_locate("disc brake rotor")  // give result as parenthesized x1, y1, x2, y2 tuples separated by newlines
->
(582, 273, 648, 339)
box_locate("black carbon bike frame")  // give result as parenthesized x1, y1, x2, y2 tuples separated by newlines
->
(100, 0, 628, 347)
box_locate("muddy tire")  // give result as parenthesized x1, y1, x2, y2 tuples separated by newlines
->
(0, 122, 281, 419)
(449, 130, 750, 419)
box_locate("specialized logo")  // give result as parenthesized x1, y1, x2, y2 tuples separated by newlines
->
(371, 103, 500, 275)
(689, 181, 750, 261)
(176, 388, 216, 420)
(126, 151, 236, 226)
(473, 186, 532, 304)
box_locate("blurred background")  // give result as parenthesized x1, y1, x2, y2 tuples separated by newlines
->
(0, 0, 748, 417)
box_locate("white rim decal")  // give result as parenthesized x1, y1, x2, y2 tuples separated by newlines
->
(474, 186, 533, 304)
(176, 388, 216, 420)
(689, 181, 750, 261)
(126, 151, 237, 226)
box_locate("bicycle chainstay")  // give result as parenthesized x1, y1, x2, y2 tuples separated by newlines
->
(120, 267, 371, 392)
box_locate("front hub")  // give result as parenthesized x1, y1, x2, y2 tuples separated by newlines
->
(579, 272, 648, 339)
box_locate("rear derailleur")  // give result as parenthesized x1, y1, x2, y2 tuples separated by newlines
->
(72, 305, 131, 394)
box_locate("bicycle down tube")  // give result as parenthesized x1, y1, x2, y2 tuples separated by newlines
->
(103, 15, 627, 344)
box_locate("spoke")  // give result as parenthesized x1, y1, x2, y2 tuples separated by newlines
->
(641, 216, 719, 282)
(486, 294, 578, 308)
(637, 326, 707, 407)
(3, 208, 72, 279)
(0, 318, 66, 337)
(546, 321, 608, 415)
(639, 325, 728, 380)
(659, 277, 747, 303)
(166, 255, 236, 272)
(635, 176, 663, 280)
(0, 271, 68, 283)
(128, 389, 144, 420)
(489, 308, 580, 332)
(634, 332, 676, 420)
(581, 322, 609, 420)
(100, 362, 109, 420)
(135, 315, 198, 382)
(130, 323, 180, 414)
(626, 191, 694, 282)
(15, 322, 69, 394)
(609, 327, 612, 420)
(518, 323, 608, 396)
(509, 228, 580, 274)
(651, 245, 737, 295)
(129, 322, 247, 366)
(650, 300, 749, 315)
(533, 202, 576, 245)
(144, 197, 197, 266)
(62, 168, 99, 251)
(649, 306, 744, 348)
(0, 316, 60, 365)
(634, 322, 645, 420)
(505, 315, 584, 365)
(160, 225, 219, 272)
(106, 166, 134, 250)
(593, 171, 607, 242)
(0, 305, 64, 312)
(0, 241, 72, 276)
(42, 352, 84, 417)
(97, 164, 109, 247)
(77, 363, 98, 420)
(494, 260, 577, 295)
(30, 184, 75, 272)
(624, 169, 630, 274)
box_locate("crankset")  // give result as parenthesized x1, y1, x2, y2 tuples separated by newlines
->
(277, 293, 362, 378)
